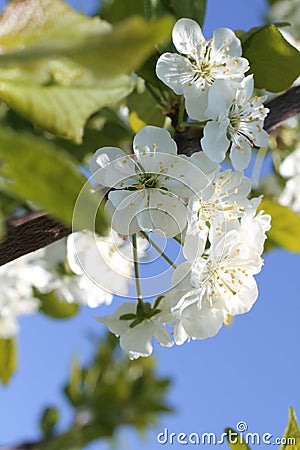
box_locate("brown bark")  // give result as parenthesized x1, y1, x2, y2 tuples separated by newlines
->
(172, 85, 300, 156)
(0, 86, 299, 267)
(0, 212, 71, 266)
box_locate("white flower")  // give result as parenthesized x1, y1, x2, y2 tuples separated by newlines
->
(0, 253, 50, 338)
(185, 169, 252, 257)
(279, 148, 300, 213)
(161, 222, 266, 344)
(67, 230, 148, 300)
(268, 0, 300, 40)
(162, 292, 226, 345)
(240, 197, 272, 254)
(97, 302, 173, 359)
(156, 18, 249, 120)
(201, 76, 269, 170)
(90, 125, 216, 237)
(279, 147, 300, 179)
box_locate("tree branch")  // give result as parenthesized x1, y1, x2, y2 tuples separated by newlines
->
(171, 85, 300, 156)
(0, 212, 71, 266)
(264, 85, 300, 131)
(0, 86, 299, 267)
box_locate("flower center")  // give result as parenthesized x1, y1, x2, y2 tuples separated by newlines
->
(134, 173, 160, 189)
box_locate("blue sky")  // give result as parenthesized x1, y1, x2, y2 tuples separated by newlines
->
(1, 0, 300, 449)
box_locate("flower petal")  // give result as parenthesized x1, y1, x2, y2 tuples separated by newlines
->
(172, 261, 193, 291)
(90, 147, 137, 188)
(181, 302, 225, 340)
(230, 139, 252, 171)
(212, 27, 243, 58)
(120, 321, 155, 359)
(148, 190, 187, 237)
(106, 191, 143, 235)
(201, 121, 230, 163)
(133, 126, 177, 157)
(172, 18, 205, 56)
(156, 52, 194, 95)
(185, 87, 209, 121)
(97, 302, 136, 336)
(206, 79, 237, 119)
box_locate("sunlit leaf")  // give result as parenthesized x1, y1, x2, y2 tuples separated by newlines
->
(100, 0, 144, 23)
(0, 76, 133, 143)
(161, 0, 207, 26)
(34, 288, 79, 319)
(0, 338, 17, 384)
(40, 407, 60, 437)
(0, 0, 111, 51)
(129, 111, 147, 133)
(127, 87, 165, 129)
(0, 1, 174, 141)
(0, 127, 108, 234)
(0, 9, 175, 79)
(243, 24, 300, 92)
(64, 357, 83, 407)
(280, 407, 300, 450)
(259, 199, 300, 252)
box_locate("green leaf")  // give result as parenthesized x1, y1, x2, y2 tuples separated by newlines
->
(0, 11, 175, 79)
(243, 24, 300, 92)
(259, 199, 300, 252)
(119, 313, 136, 320)
(0, 1, 174, 141)
(34, 288, 79, 319)
(64, 357, 83, 407)
(0, 0, 111, 51)
(280, 407, 300, 450)
(225, 428, 251, 450)
(0, 127, 108, 234)
(100, 0, 145, 23)
(127, 86, 166, 128)
(0, 338, 17, 384)
(0, 76, 133, 143)
(40, 407, 60, 437)
(161, 0, 207, 26)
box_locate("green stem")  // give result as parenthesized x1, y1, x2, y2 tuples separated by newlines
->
(140, 231, 177, 269)
(145, 81, 165, 107)
(173, 234, 183, 245)
(180, 120, 207, 128)
(177, 96, 185, 131)
(132, 234, 143, 302)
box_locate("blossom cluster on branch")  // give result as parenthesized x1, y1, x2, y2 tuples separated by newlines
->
(82, 19, 272, 358)
(4, 17, 300, 360)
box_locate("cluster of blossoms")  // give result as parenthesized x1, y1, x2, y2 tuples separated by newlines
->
(0, 19, 271, 359)
(85, 19, 271, 358)
(156, 18, 269, 170)
(0, 231, 147, 338)
(90, 122, 270, 359)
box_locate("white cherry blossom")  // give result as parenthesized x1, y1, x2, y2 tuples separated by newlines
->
(185, 169, 252, 257)
(279, 147, 300, 213)
(67, 230, 148, 300)
(97, 302, 173, 359)
(201, 75, 269, 170)
(0, 253, 50, 338)
(161, 217, 269, 344)
(90, 126, 216, 237)
(161, 291, 226, 345)
(156, 18, 249, 119)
